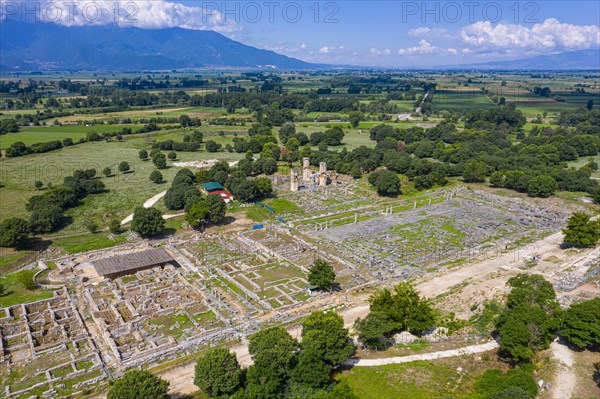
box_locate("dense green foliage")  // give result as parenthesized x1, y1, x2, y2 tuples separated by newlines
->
(107, 370, 169, 399)
(308, 259, 336, 291)
(560, 298, 600, 349)
(368, 169, 401, 196)
(354, 282, 436, 349)
(194, 310, 357, 398)
(131, 207, 165, 237)
(149, 170, 163, 184)
(353, 312, 394, 350)
(496, 274, 560, 362)
(562, 212, 600, 247)
(0, 217, 30, 247)
(471, 368, 538, 399)
(301, 310, 355, 367)
(194, 348, 242, 397)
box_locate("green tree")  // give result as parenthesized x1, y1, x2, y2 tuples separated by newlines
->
(301, 310, 355, 367)
(34, 180, 43, 190)
(496, 274, 560, 362)
(139, 149, 148, 160)
(86, 220, 98, 233)
(286, 137, 300, 151)
(527, 175, 557, 198)
(103, 167, 112, 177)
(562, 212, 600, 247)
(247, 327, 299, 397)
(194, 348, 242, 397)
(369, 282, 437, 333)
(185, 200, 210, 229)
(0, 281, 5, 297)
(149, 170, 163, 184)
(255, 177, 273, 198)
(0, 217, 30, 247)
(206, 194, 227, 224)
(152, 153, 167, 169)
(348, 111, 364, 128)
(593, 188, 600, 204)
(586, 99, 594, 110)
(205, 140, 221, 152)
(291, 344, 331, 389)
(560, 298, 600, 349)
(168, 151, 177, 160)
(463, 161, 488, 183)
(107, 370, 169, 399)
(371, 170, 401, 196)
(489, 171, 505, 188)
(29, 204, 64, 234)
(278, 122, 296, 144)
(131, 207, 165, 237)
(308, 259, 336, 291)
(109, 219, 123, 235)
(235, 180, 259, 203)
(118, 161, 130, 174)
(354, 312, 394, 350)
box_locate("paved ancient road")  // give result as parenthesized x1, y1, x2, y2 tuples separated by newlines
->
(343, 340, 499, 367)
(550, 340, 577, 399)
(120, 190, 167, 225)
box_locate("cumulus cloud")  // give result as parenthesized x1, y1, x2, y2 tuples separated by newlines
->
(398, 40, 437, 55)
(0, 0, 240, 33)
(319, 45, 345, 54)
(262, 42, 308, 55)
(369, 48, 391, 56)
(460, 18, 600, 51)
(408, 27, 452, 39)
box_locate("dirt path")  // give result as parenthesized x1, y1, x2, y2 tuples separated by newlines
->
(550, 340, 577, 399)
(417, 232, 558, 295)
(120, 190, 167, 225)
(344, 341, 499, 367)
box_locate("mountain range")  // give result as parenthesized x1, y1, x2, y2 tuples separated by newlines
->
(0, 19, 313, 71)
(1, 20, 598, 71)
(457, 49, 600, 70)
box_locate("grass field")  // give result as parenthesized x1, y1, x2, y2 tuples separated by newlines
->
(0, 269, 56, 307)
(338, 353, 510, 399)
(0, 249, 31, 269)
(568, 155, 600, 179)
(432, 90, 496, 112)
(53, 106, 229, 123)
(0, 124, 143, 148)
(51, 232, 128, 254)
(0, 138, 244, 233)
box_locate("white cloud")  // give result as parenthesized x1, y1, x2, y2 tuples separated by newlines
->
(262, 42, 308, 55)
(408, 27, 452, 39)
(369, 48, 391, 56)
(0, 0, 240, 33)
(398, 40, 437, 55)
(460, 18, 600, 51)
(319, 45, 345, 54)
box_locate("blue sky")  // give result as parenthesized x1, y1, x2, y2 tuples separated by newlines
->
(3, 1, 599, 66)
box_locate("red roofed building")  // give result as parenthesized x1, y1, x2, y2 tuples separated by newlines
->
(209, 189, 234, 203)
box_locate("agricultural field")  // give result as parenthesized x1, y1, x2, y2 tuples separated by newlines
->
(0, 124, 144, 147)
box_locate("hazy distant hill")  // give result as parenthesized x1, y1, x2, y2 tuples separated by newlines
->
(0, 19, 313, 71)
(457, 50, 600, 70)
